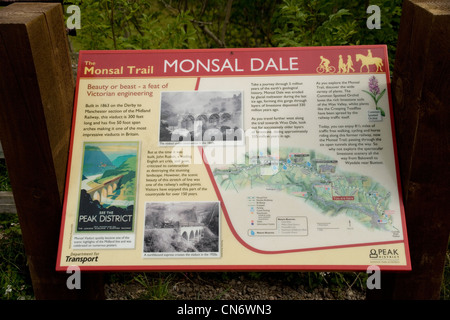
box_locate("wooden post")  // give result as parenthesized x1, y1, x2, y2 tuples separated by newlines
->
(0, 3, 104, 299)
(368, 0, 449, 299)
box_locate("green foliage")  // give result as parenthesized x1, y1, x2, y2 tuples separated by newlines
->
(68, 0, 197, 50)
(0, 159, 11, 191)
(272, 0, 357, 46)
(0, 214, 33, 300)
(65, 0, 402, 70)
(133, 273, 174, 299)
(271, 0, 402, 70)
(271, 0, 402, 46)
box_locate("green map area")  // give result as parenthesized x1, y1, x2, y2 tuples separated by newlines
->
(212, 148, 396, 232)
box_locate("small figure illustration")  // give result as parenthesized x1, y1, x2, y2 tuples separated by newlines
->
(338, 55, 346, 73)
(316, 55, 336, 73)
(356, 50, 384, 72)
(346, 55, 355, 72)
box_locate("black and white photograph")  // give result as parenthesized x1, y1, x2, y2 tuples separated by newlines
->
(159, 90, 243, 145)
(143, 201, 220, 258)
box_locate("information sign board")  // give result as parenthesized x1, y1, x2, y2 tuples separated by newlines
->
(57, 46, 411, 271)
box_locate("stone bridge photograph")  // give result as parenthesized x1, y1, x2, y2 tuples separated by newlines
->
(159, 90, 243, 143)
(142, 201, 220, 255)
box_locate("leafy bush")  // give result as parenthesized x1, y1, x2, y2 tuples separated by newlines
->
(271, 0, 402, 70)
(0, 214, 33, 300)
(68, 0, 197, 50)
(66, 0, 402, 70)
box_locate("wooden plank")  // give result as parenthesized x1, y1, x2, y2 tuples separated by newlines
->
(0, 191, 16, 214)
(0, 3, 104, 299)
(0, 191, 14, 204)
(368, 0, 449, 300)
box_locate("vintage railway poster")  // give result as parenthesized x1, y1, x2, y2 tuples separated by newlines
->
(76, 142, 139, 233)
(57, 46, 411, 271)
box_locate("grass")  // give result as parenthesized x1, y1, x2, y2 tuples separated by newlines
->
(0, 213, 33, 300)
(104, 270, 369, 300)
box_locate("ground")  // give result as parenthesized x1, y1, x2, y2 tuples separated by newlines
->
(104, 272, 366, 300)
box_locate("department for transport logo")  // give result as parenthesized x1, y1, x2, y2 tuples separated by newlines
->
(369, 248, 400, 262)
